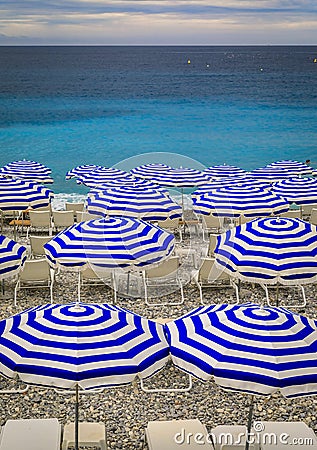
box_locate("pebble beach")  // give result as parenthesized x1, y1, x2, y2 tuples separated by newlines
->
(0, 220, 316, 450)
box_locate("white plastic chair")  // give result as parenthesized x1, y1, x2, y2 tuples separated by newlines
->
(14, 258, 54, 305)
(146, 419, 213, 450)
(193, 257, 239, 305)
(142, 256, 184, 305)
(0, 418, 61, 450)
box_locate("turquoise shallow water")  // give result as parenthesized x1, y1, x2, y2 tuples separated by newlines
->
(1, 46, 317, 194)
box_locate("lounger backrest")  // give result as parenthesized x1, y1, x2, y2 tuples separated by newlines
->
(208, 234, 218, 256)
(199, 257, 229, 282)
(202, 214, 224, 228)
(157, 217, 180, 229)
(53, 210, 74, 227)
(281, 209, 301, 219)
(30, 235, 52, 257)
(145, 256, 179, 279)
(65, 202, 85, 213)
(76, 211, 101, 222)
(29, 210, 51, 227)
(310, 208, 317, 225)
(20, 259, 50, 282)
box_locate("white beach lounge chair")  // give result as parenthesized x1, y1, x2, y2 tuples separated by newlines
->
(157, 217, 183, 242)
(14, 258, 54, 305)
(76, 211, 101, 222)
(62, 422, 107, 450)
(146, 419, 213, 450)
(78, 266, 117, 303)
(142, 256, 184, 305)
(52, 210, 74, 231)
(29, 234, 52, 258)
(193, 257, 239, 305)
(65, 201, 85, 219)
(197, 214, 224, 241)
(0, 418, 61, 450)
(260, 283, 306, 308)
(27, 210, 52, 238)
(309, 208, 317, 225)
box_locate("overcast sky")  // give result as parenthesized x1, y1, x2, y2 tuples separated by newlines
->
(1, 1, 317, 45)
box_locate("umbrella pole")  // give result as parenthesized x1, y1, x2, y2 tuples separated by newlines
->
(75, 384, 79, 450)
(245, 395, 255, 450)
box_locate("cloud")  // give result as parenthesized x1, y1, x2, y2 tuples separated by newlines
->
(1, 1, 317, 44)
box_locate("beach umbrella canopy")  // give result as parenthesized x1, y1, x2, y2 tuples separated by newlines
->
(0, 235, 27, 280)
(271, 177, 317, 205)
(204, 164, 248, 178)
(130, 163, 173, 179)
(215, 217, 317, 285)
(192, 177, 271, 197)
(165, 302, 317, 397)
(192, 186, 289, 218)
(76, 167, 132, 188)
(0, 302, 169, 450)
(0, 179, 53, 212)
(151, 167, 211, 187)
(0, 160, 53, 184)
(65, 165, 101, 180)
(86, 186, 182, 221)
(267, 160, 313, 176)
(44, 217, 175, 271)
(248, 167, 294, 182)
(89, 177, 168, 195)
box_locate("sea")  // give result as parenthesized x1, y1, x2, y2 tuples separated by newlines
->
(0, 45, 317, 206)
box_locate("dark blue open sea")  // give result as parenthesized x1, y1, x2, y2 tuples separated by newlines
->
(0, 46, 317, 196)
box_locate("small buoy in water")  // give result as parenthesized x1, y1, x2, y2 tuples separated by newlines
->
(206, 63, 210, 68)
(260, 67, 264, 71)
(187, 59, 191, 64)
(314, 58, 317, 63)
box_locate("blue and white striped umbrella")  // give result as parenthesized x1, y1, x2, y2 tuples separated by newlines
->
(165, 302, 317, 397)
(204, 165, 248, 178)
(0, 235, 27, 280)
(65, 165, 101, 180)
(0, 302, 169, 390)
(267, 160, 313, 176)
(130, 163, 173, 179)
(248, 167, 294, 182)
(44, 217, 175, 270)
(86, 186, 182, 221)
(271, 177, 317, 205)
(215, 217, 317, 285)
(151, 167, 211, 187)
(193, 186, 289, 218)
(76, 167, 132, 188)
(0, 160, 53, 184)
(0, 179, 53, 211)
(89, 177, 168, 195)
(192, 177, 271, 197)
